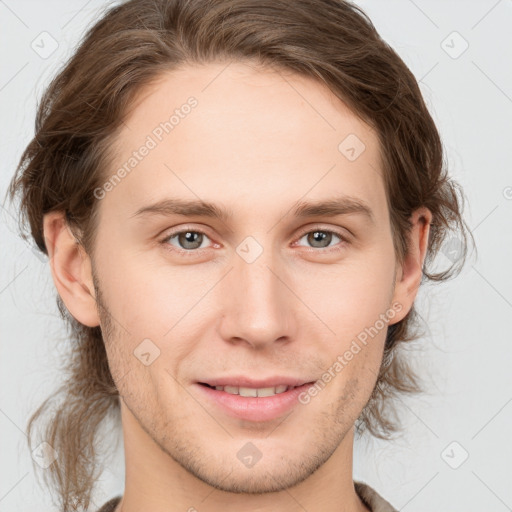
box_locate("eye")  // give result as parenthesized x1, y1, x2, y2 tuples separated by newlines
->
(160, 226, 349, 256)
(294, 228, 348, 251)
(161, 229, 214, 252)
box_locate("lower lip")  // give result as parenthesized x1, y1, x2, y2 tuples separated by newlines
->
(195, 382, 315, 422)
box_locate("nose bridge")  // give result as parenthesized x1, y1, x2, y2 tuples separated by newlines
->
(218, 236, 294, 347)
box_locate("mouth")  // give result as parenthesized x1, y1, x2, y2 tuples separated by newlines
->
(198, 382, 304, 397)
(195, 381, 316, 422)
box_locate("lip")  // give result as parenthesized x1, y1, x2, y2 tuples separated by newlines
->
(198, 376, 311, 388)
(194, 381, 316, 422)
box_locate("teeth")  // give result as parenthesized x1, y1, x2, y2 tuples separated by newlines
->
(239, 387, 258, 397)
(213, 384, 292, 397)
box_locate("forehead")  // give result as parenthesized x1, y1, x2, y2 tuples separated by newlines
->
(101, 61, 387, 226)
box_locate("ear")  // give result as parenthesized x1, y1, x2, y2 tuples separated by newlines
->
(43, 211, 100, 327)
(390, 207, 432, 324)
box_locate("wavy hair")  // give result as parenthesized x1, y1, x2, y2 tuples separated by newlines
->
(6, 0, 474, 509)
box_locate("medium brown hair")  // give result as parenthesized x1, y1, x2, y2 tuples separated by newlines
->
(6, 0, 474, 510)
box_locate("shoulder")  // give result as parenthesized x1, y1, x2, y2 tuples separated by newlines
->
(95, 495, 122, 512)
(354, 480, 398, 512)
(96, 485, 397, 512)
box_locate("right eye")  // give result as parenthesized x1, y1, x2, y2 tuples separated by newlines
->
(161, 228, 215, 252)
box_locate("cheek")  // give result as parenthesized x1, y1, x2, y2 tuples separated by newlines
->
(310, 259, 395, 330)
(96, 253, 183, 333)
(96, 254, 212, 383)
(305, 259, 394, 374)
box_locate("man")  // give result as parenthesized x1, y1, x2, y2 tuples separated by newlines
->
(8, 0, 471, 511)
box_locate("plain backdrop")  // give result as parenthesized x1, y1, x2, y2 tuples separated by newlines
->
(1, 1, 511, 511)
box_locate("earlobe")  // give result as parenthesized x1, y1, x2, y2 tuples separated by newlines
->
(390, 207, 432, 324)
(43, 211, 100, 327)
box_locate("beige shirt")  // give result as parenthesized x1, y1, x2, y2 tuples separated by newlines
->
(354, 480, 398, 512)
(96, 481, 397, 512)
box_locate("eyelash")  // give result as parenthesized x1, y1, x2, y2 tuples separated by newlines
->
(159, 225, 349, 256)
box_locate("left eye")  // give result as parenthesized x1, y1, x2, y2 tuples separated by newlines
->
(295, 229, 345, 250)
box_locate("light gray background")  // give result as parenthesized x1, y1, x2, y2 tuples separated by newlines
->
(1, 1, 511, 511)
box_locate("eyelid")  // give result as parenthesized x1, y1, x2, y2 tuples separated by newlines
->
(294, 223, 351, 242)
(290, 225, 350, 253)
(159, 224, 218, 252)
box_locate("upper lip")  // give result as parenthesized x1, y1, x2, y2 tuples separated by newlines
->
(198, 376, 315, 388)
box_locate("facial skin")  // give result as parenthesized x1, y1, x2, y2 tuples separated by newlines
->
(44, 61, 431, 512)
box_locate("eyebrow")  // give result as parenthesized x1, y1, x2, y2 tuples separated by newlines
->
(130, 195, 375, 225)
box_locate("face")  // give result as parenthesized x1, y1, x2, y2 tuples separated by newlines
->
(88, 61, 408, 493)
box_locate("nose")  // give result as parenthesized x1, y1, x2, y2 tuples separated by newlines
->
(217, 245, 298, 350)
